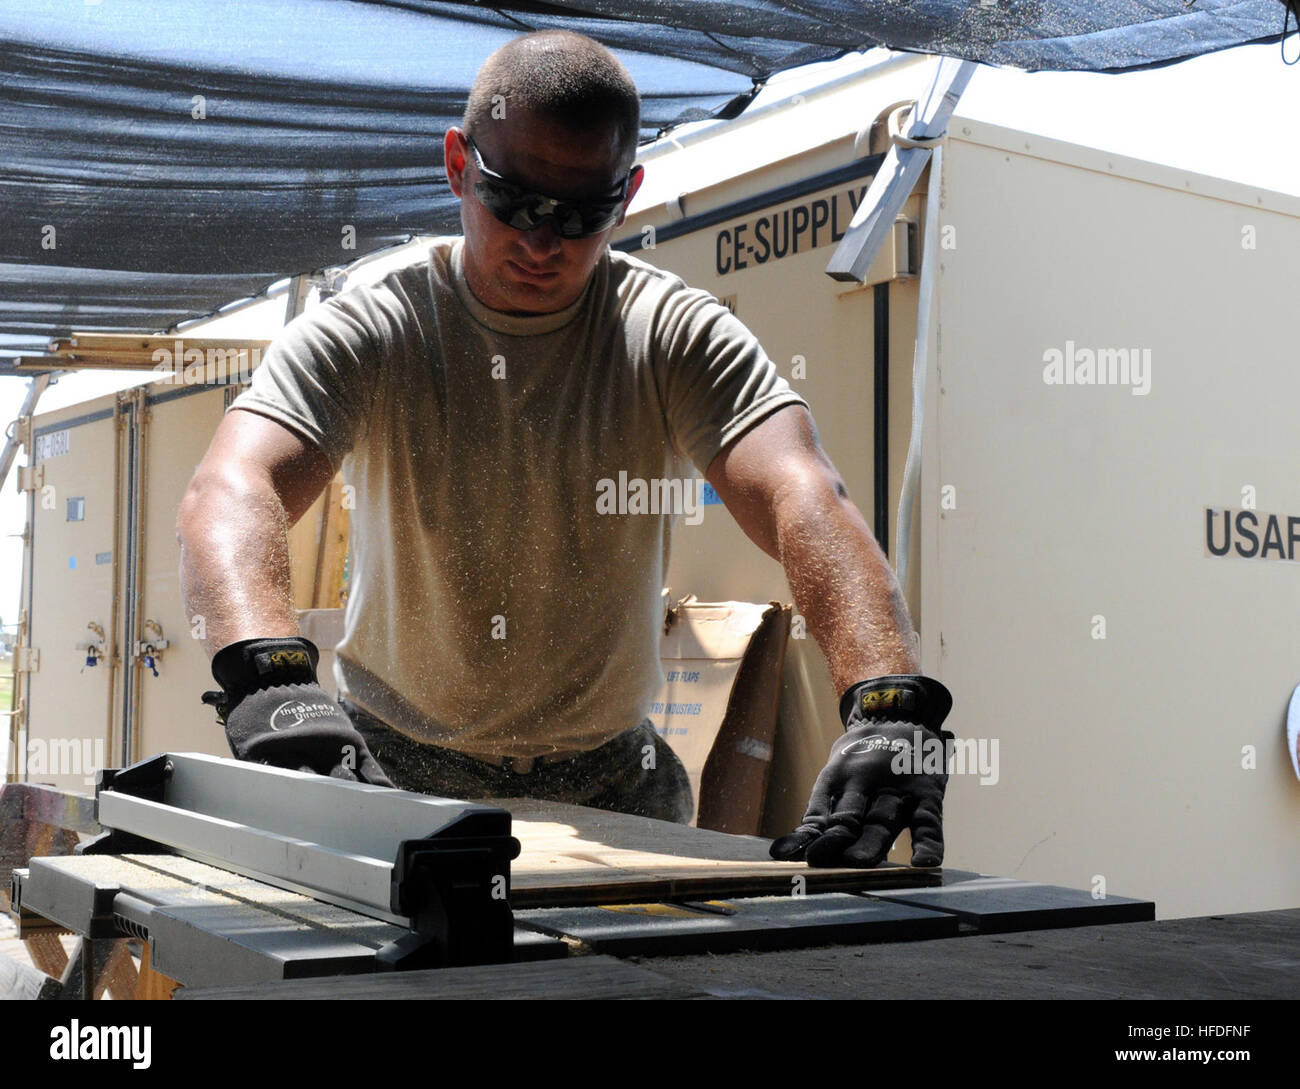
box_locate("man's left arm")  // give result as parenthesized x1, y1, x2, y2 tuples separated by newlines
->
(705, 403, 916, 684)
(705, 403, 955, 868)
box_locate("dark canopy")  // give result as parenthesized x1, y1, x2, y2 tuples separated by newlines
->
(0, 0, 1291, 368)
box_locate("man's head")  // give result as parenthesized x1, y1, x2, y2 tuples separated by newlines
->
(445, 31, 645, 315)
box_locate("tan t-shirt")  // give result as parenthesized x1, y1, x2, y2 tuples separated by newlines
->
(230, 236, 806, 757)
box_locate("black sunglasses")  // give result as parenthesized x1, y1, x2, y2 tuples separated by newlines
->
(464, 133, 634, 240)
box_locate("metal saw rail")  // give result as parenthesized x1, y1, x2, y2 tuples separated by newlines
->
(77, 752, 520, 968)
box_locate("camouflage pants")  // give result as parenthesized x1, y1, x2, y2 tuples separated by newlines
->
(340, 699, 694, 825)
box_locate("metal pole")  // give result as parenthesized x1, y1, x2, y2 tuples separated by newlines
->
(0, 373, 53, 491)
(873, 282, 890, 555)
(825, 57, 975, 282)
(895, 146, 944, 597)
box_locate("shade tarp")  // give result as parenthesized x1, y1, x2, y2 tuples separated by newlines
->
(0, 0, 1291, 370)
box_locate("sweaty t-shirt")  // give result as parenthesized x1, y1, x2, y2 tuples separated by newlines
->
(229, 236, 806, 757)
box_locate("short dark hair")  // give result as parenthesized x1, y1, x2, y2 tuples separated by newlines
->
(463, 31, 641, 174)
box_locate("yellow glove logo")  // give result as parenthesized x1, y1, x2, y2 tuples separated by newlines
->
(266, 649, 310, 670)
(860, 687, 914, 716)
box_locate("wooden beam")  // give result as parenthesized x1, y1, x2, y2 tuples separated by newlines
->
(313, 476, 350, 608)
(101, 939, 140, 1000)
(9, 357, 65, 373)
(21, 931, 69, 978)
(136, 943, 181, 1001)
(39, 335, 271, 375)
(287, 490, 327, 610)
(49, 334, 271, 355)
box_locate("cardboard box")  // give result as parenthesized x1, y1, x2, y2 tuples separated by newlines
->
(650, 597, 791, 831)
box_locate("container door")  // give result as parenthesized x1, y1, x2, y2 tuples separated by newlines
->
(131, 384, 234, 761)
(17, 399, 123, 791)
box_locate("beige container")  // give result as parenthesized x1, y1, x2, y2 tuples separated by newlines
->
(622, 113, 1300, 917)
(923, 120, 1300, 919)
(8, 377, 347, 792)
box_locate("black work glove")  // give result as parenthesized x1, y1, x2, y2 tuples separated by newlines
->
(770, 675, 954, 868)
(202, 636, 394, 787)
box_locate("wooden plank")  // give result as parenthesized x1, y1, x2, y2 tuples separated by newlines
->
(517, 893, 958, 957)
(500, 798, 941, 907)
(45, 335, 270, 373)
(21, 931, 70, 978)
(312, 475, 350, 608)
(287, 491, 327, 610)
(100, 939, 139, 1000)
(176, 954, 706, 1000)
(56, 937, 130, 1001)
(136, 944, 181, 1001)
(17, 786, 937, 915)
(52, 334, 270, 354)
(511, 867, 933, 907)
(9, 928, 139, 1000)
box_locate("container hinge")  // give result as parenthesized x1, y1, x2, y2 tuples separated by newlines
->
(16, 463, 44, 492)
(14, 647, 39, 673)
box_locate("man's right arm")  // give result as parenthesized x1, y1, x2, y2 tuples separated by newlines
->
(177, 271, 382, 650)
(176, 408, 335, 656)
(176, 407, 393, 785)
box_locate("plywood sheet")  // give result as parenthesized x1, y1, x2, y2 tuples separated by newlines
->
(500, 798, 941, 907)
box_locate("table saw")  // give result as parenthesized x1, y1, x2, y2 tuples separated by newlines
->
(5, 752, 1158, 999)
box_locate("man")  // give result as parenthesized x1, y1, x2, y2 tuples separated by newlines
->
(176, 30, 955, 868)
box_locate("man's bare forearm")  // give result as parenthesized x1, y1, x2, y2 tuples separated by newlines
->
(773, 469, 919, 693)
(176, 470, 300, 659)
